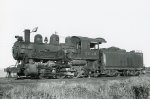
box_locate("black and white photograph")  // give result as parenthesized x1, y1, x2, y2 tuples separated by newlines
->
(0, 0, 150, 99)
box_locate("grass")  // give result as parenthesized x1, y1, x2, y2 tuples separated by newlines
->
(1, 76, 150, 99)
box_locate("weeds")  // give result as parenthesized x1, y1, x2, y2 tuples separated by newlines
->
(1, 76, 150, 99)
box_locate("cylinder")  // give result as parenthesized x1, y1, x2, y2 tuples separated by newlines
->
(24, 63, 38, 76)
(24, 29, 30, 43)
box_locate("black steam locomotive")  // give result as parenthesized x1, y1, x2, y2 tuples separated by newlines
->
(12, 28, 144, 78)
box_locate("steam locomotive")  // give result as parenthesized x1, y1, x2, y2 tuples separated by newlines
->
(12, 28, 144, 78)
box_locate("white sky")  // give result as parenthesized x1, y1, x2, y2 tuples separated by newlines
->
(0, 0, 150, 69)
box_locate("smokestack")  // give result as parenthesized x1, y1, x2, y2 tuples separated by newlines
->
(24, 29, 30, 43)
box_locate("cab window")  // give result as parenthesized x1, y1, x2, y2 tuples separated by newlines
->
(90, 43, 99, 50)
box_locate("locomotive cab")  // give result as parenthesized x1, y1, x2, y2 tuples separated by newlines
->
(69, 36, 106, 60)
(71, 36, 106, 51)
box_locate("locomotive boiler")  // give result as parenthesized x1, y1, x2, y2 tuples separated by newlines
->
(12, 28, 144, 78)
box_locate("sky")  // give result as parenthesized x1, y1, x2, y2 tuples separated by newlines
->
(0, 0, 150, 69)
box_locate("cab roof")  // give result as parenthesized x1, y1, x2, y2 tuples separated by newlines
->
(71, 36, 106, 44)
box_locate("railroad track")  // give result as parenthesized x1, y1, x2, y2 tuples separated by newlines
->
(0, 76, 138, 84)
